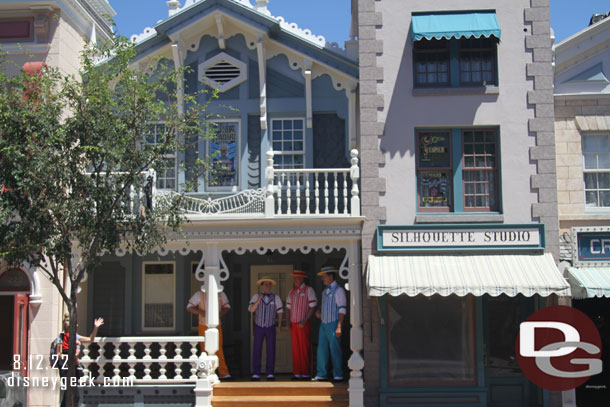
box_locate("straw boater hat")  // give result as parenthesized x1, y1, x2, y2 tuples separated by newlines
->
(317, 266, 339, 276)
(256, 276, 276, 286)
(292, 270, 307, 278)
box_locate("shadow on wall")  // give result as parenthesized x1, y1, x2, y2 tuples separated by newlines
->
(380, 26, 499, 159)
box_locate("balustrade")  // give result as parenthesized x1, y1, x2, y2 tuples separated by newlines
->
(79, 336, 205, 384)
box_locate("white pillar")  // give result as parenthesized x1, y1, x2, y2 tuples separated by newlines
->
(347, 240, 364, 407)
(204, 244, 220, 384)
(256, 37, 267, 130)
(350, 150, 360, 217)
(265, 149, 275, 217)
(304, 59, 313, 128)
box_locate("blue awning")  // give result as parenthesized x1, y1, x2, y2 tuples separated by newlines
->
(412, 11, 501, 41)
(566, 267, 610, 299)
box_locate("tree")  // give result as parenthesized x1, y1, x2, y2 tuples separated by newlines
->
(0, 37, 214, 406)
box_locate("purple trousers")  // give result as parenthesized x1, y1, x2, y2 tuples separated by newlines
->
(252, 324, 276, 375)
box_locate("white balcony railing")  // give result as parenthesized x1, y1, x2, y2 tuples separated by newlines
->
(80, 336, 206, 384)
(119, 149, 360, 218)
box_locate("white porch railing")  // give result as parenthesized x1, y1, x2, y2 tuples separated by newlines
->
(80, 336, 206, 384)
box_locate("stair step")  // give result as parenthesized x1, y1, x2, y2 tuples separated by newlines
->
(212, 395, 348, 407)
(214, 382, 348, 397)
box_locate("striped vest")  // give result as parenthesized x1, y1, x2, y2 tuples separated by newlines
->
(321, 284, 340, 324)
(255, 294, 278, 328)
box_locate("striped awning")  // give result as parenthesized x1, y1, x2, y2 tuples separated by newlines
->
(411, 11, 501, 41)
(367, 253, 570, 297)
(566, 267, 610, 299)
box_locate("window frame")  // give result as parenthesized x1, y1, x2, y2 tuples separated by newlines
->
(582, 132, 610, 211)
(412, 36, 499, 89)
(413, 38, 450, 87)
(206, 118, 241, 193)
(461, 128, 499, 212)
(141, 262, 176, 332)
(416, 127, 500, 214)
(145, 122, 177, 191)
(270, 117, 306, 170)
(0, 18, 34, 43)
(416, 130, 453, 212)
(384, 295, 477, 387)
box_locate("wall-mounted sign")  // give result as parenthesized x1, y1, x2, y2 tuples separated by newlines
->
(377, 224, 545, 252)
(572, 227, 610, 266)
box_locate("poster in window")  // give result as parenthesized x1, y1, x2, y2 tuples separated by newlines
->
(418, 132, 450, 168)
(419, 171, 450, 207)
(209, 121, 239, 188)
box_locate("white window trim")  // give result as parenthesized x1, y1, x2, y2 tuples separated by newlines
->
(141, 261, 176, 332)
(270, 117, 306, 169)
(583, 132, 610, 212)
(147, 122, 178, 191)
(206, 118, 241, 193)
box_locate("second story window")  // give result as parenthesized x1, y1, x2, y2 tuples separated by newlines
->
(412, 11, 500, 88)
(145, 123, 176, 190)
(583, 133, 610, 208)
(417, 128, 499, 213)
(272, 118, 305, 169)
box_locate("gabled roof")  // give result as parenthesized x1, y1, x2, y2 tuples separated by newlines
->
(554, 15, 610, 74)
(129, 0, 357, 79)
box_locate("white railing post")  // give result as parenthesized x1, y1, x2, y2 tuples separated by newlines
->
(265, 149, 275, 217)
(347, 240, 364, 407)
(350, 149, 360, 217)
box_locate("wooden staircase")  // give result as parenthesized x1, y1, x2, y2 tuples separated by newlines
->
(212, 381, 349, 407)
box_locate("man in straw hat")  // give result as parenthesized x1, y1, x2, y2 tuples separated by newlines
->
(187, 287, 232, 380)
(286, 270, 317, 380)
(248, 277, 284, 380)
(312, 266, 346, 382)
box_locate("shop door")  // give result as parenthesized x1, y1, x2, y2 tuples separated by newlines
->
(484, 295, 536, 407)
(250, 265, 292, 373)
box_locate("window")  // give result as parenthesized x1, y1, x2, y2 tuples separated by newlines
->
(413, 37, 498, 87)
(583, 133, 610, 208)
(199, 52, 247, 92)
(414, 39, 450, 87)
(271, 118, 305, 169)
(386, 295, 476, 386)
(145, 123, 177, 190)
(207, 120, 239, 190)
(142, 263, 175, 330)
(417, 128, 499, 212)
(0, 19, 33, 43)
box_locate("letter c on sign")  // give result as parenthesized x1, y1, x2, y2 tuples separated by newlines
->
(591, 239, 601, 255)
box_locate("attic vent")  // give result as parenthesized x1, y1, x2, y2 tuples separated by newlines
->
(199, 52, 247, 92)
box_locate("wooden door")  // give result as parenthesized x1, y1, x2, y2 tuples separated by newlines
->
(250, 265, 293, 373)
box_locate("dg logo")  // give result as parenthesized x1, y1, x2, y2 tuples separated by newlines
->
(516, 305, 603, 391)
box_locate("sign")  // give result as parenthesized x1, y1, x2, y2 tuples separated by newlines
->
(377, 224, 545, 252)
(516, 305, 602, 391)
(208, 121, 239, 189)
(572, 227, 610, 267)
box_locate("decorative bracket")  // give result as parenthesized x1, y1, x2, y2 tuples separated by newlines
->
(215, 13, 226, 50)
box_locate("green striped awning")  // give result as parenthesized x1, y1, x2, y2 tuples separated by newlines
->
(367, 253, 570, 297)
(566, 267, 610, 299)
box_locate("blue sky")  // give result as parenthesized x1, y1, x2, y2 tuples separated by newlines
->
(108, 0, 608, 45)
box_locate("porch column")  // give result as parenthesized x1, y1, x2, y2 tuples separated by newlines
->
(204, 243, 221, 382)
(347, 240, 364, 407)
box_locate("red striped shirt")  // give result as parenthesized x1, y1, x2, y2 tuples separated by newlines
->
(286, 284, 317, 323)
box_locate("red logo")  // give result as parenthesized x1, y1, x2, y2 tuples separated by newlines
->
(515, 305, 602, 391)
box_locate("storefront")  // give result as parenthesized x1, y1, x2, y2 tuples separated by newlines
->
(564, 227, 610, 407)
(367, 224, 571, 407)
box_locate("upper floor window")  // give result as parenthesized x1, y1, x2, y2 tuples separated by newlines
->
(208, 120, 240, 190)
(412, 11, 500, 88)
(583, 133, 610, 208)
(272, 118, 305, 169)
(0, 19, 33, 43)
(417, 128, 499, 213)
(145, 123, 176, 190)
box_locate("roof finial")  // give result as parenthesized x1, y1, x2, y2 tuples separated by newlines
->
(254, 0, 270, 16)
(167, 0, 181, 17)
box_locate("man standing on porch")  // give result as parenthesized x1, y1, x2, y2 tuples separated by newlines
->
(313, 266, 346, 382)
(186, 287, 232, 380)
(248, 277, 283, 381)
(286, 270, 317, 380)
